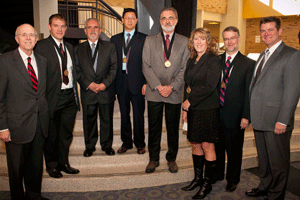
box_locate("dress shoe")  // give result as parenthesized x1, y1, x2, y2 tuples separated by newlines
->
(211, 175, 224, 184)
(245, 188, 267, 197)
(104, 148, 115, 155)
(137, 147, 146, 154)
(59, 163, 80, 174)
(46, 168, 63, 178)
(117, 146, 129, 154)
(83, 147, 96, 157)
(168, 161, 178, 173)
(226, 182, 237, 192)
(145, 161, 159, 173)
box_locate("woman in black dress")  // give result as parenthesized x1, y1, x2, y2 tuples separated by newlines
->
(181, 28, 221, 199)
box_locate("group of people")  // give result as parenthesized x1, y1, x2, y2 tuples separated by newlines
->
(0, 6, 299, 200)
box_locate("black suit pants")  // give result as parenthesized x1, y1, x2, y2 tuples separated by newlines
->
(82, 101, 114, 150)
(147, 101, 181, 162)
(215, 121, 245, 184)
(254, 130, 291, 200)
(44, 89, 77, 170)
(117, 74, 145, 149)
(6, 117, 45, 200)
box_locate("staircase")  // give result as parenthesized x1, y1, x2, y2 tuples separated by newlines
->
(1, 101, 300, 192)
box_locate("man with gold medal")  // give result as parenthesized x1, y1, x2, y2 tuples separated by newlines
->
(142, 7, 190, 174)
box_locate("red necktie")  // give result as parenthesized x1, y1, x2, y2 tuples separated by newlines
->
(166, 34, 170, 50)
(27, 57, 38, 91)
(220, 56, 231, 106)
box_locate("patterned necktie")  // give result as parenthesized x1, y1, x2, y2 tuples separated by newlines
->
(126, 33, 131, 47)
(166, 34, 170, 50)
(220, 56, 231, 106)
(59, 43, 69, 85)
(27, 57, 38, 91)
(253, 49, 269, 85)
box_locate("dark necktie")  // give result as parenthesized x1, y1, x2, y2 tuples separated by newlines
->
(27, 57, 38, 91)
(220, 56, 231, 106)
(126, 33, 131, 47)
(253, 49, 269, 85)
(60, 43, 69, 85)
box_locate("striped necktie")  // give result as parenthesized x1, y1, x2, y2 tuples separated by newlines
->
(27, 57, 38, 91)
(220, 56, 231, 106)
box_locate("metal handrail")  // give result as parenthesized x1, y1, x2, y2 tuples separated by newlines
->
(58, 0, 123, 37)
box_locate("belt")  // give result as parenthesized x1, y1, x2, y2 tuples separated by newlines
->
(122, 70, 127, 74)
(60, 88, 73, 93)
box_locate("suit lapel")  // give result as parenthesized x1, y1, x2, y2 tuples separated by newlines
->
(35, 53, 45, 93)
(169, 33, 180, 62)
(95, 40, 105, 74)
(83, 41, 95, 72)
(155, 33, 165, 64)
(128, 32, 140, 61)
(250, 52, 265, 90)
(227, 52, 242, 87)
(12, 50, 32, 86)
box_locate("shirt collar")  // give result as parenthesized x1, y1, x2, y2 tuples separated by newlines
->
(124, 29, 135, 37)
(266, 40, 282, 56)
(18, 47, 34, 61)
(51, 35, 64, 49)
(88, 39, 98, 47)
(226, 51, 239, 62)
(163, 32, 174, 40)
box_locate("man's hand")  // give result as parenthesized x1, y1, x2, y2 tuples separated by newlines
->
(97, 83, 106, 92)
(88, 82, 99, 93)
(142, 84, 146, 95)
(159, 85, 173, 97)
(240, 118, 249, 129)
(274, 122, 286, 134)
(0, 130, 11, 143)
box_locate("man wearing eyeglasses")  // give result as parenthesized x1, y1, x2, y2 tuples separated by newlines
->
(142, 7, 189, 173)
(214, 26, 255, 192)
(110, 8, 147, 155)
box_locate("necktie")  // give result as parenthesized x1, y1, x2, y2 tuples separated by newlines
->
(59, 43, 69, 85)
(253, 49, 269, 85)
(59, 43, 65, 57)
(166, 34, 170, 50)
(126, 33, 131, 47)
(91, 43, 96, 56)
(220, 56, 231, 106)
(27, 57, 38, 91)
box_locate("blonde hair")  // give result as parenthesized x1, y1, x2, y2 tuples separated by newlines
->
(188, 28, 218, 59)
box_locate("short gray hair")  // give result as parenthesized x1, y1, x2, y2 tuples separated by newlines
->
(15, 23, 38, 37)
(84, 18, 102, 29)
(160, 7, 178, 19)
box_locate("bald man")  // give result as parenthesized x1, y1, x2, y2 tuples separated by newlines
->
(0, 24, 49, 200)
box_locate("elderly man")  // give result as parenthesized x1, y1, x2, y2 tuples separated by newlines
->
(0, 24, 49, 200)
(75, 18, 117, 157)
(142, 7, 189, 173)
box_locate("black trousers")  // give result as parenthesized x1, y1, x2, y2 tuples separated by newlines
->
(254, 130, 292, 200)
(6, 117, 45, 200)
(117, 74, 145, 149)
(147, 101, 181, 162)
(44, 89, 77, 170)
(215, 121, 245, 184)
(82, 101, 114, 150)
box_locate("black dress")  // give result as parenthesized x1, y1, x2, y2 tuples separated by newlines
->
(183, 53, 221, 143)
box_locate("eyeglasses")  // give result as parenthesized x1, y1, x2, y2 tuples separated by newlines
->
(124, 17, 137, 21)
(160, 17, 175, 22)
(86, 26, 100, 30)
(224, 37, 238, 42)
(19, 33, 36, 38)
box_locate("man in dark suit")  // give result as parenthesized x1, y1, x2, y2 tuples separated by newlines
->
(246, 17, 300, 200)
(110, 8, 147, 155)
(76, 18, 117, 157)
(0, 24, 49, 200)
(35, 14, 80, 178)
(215, 26, 255, 192)
(142, 7, 190, 173)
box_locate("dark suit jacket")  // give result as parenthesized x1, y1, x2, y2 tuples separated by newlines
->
(184, 53, 221, 110)
(220, 52, 255, 129)
(110, 31, 147, 95)
(0, 49, 49, 144)
(34, 36, 80, 117)
(75, 39, 117, 104)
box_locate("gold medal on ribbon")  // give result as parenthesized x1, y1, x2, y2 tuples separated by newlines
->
(64, 69, 69, 76)
(221, 81, 226, 89)
(165, 60, 171, 68)
(186, 86, 191, 93)
(123, 57, 127, 63)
